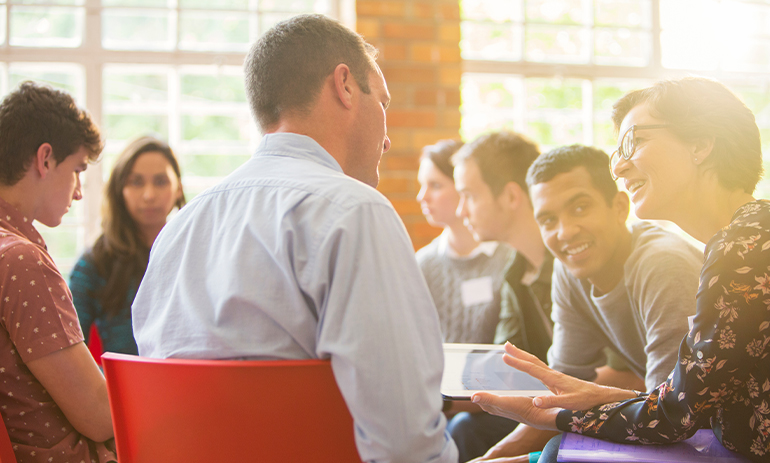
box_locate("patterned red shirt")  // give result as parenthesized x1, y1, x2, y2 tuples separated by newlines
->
(0, 197, 115, 463)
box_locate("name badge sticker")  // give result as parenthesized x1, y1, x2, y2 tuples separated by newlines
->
(460, 276, 494, 307)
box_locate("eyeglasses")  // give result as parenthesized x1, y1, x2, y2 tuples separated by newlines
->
(609, 124, 671, 180)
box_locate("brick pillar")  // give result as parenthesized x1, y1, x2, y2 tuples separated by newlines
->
(356, 0, 462, 250)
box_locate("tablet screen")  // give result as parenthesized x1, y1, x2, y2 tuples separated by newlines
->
(441, 343, 551, 400)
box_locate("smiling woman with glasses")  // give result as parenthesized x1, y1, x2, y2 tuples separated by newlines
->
(608, 124, 671, 178)
(467, 77, 769, 463)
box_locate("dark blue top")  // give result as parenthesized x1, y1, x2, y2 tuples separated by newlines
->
(69, 254, 139, 355)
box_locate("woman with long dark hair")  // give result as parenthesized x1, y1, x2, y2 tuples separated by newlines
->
(70, 135, 185, 354)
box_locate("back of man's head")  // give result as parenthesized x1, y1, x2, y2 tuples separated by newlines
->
(244, 14, 378, 133)
(452, 130, 540, 196)
(526, 144, 618, 206)
(0, 81, 102, 186)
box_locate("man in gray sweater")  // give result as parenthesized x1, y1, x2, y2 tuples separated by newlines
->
(473, 145, 702, 462)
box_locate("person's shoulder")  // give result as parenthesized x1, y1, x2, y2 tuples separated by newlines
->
(0, 234, 43, 264)
(415, 236, 441, 263)
(205, 153, 392, 214)
(706, 200, 770, 262)
(629, 221, 703, 263)
(0, 237, 61, 285)
(552, 258, 582, 292)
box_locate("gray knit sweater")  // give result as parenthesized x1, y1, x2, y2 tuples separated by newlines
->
(416, 233, 512, 343)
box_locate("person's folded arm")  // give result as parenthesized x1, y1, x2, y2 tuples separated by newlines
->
(26, 342, 113, 442)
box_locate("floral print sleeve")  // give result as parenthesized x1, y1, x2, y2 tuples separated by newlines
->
(555, 200, 770, 462)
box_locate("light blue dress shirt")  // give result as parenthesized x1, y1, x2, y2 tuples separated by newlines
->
(133, 133, 458, 463)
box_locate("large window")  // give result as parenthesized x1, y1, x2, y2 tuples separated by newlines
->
(0, 0, 350, 277)
(461, 0, 770, 197)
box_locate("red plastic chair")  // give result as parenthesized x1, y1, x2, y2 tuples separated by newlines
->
(101, 353, 361, 463)
(0, 416, 18, 463)
(87, 324, 104, 366)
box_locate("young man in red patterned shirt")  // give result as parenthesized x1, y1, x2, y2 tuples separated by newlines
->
(0, 82, 115, 463)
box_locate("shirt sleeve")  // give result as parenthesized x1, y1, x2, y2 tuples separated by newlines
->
(556, 220, 770, 452)
(627, 248, 700, 390)
(69, 254, 101, 343)
(312, 202, 458, 463)
(0, 242, 83, 364)
(548, 262, 606, 382)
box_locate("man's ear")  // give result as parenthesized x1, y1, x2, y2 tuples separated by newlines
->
(498, 181, 525, 210)
(333, 63, 354, 110)
(692, 136, 715, 165)
(34, 143, 55, 179)
(613, 191, 630, 223)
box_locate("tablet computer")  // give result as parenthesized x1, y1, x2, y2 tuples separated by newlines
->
(441, 343, 552, 400)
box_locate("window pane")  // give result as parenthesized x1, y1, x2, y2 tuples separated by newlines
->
(179, 0, 248, 9)
(13, 0, 82, 5)
(526, 0, 585, 25)
(10, 6, 83, 47)
(103, 68, 168, 104)
(259, 12, 295, 35)
(181, 114, 249, 141)
(461, 0, 522, 21)
(525, 24, 588, 63)
(722, 39, 770, 73)
(178, 11, 250, 52)
(526, 79, 582, 110)
(180, 73, 246, 103)
(525, 78, 583, 147)
(592, 79, 650, 149)
(460, 73, 521, 140)
(594, 28, 650, 67)
(102, 9, 173, 50)
(461, 21, 521, 61)
(660, 30, 719, 71)
(732, 83, 770, 199)
(259, 0, 331, 13)
(101, 0, 171, 6)
(104, 114, 169, 140)
(0, 9, 5, 45)
(660, 0, 720, 70)
(182, 153, 251, 177)
(9, 64, 83, 101)
(594, 0, 650, 27)
(722, 0, 770, 36)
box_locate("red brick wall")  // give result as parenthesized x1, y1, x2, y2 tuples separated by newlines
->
(357, 0, 462, 250)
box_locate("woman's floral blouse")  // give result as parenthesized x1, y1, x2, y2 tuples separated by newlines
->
(555, 200, 770, 462)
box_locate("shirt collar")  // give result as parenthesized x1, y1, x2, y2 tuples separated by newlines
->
(255, 133, 344, 174)
(0, 196, 46, 249)
(436, 229, 500, 259)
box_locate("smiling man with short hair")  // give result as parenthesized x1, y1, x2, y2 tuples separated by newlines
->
(473, 144, 703, 462)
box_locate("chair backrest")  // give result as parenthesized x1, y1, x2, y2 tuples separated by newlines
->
(0, 416, 18, 463)
(102, 352, 361, 463)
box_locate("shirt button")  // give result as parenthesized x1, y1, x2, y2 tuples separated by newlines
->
(696, 351, 703, 359)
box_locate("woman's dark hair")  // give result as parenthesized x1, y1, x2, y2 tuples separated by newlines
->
(89, 136, 186, 317)
(612, 77, 763, 194)
(420, 139, 464, 179)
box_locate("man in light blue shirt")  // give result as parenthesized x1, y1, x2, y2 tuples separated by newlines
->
(132, 14, 458, 463)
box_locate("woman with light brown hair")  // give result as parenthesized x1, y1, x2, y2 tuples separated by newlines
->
(70, 135, 185, 355)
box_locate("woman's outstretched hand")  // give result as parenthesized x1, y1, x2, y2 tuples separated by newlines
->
(470, 343, 638, 429)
